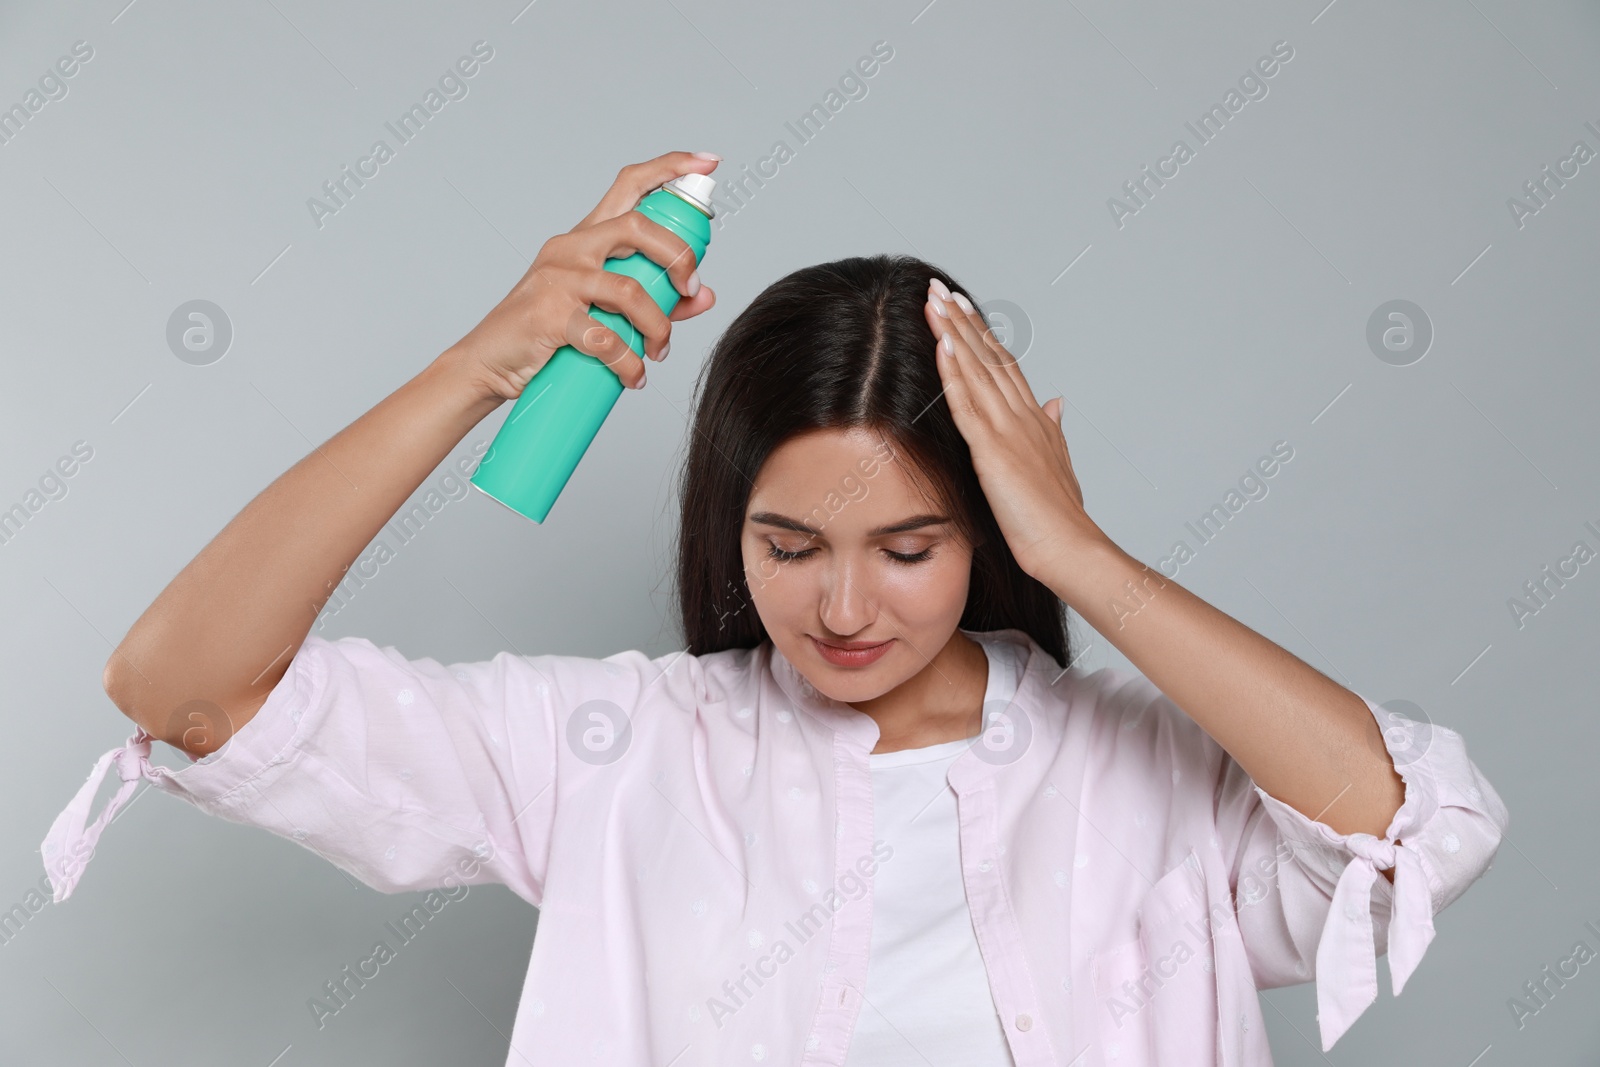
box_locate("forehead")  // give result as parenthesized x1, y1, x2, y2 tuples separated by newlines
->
(745, 427, 933, 520)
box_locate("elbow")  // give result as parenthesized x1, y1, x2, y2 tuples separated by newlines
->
(103, 647, 161, 738)
(103, 649, 135, 717)
(103, 650, 243, 759)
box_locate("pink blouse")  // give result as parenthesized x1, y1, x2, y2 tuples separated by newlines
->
(42, 627, 1507, 1065)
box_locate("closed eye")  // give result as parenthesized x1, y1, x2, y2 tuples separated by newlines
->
(765, 544, 935, 565)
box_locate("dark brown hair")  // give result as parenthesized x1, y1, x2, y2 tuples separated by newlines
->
(673, 253, 1069, 669)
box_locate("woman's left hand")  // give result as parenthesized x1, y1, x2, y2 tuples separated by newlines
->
(922, 278, 1109, 581)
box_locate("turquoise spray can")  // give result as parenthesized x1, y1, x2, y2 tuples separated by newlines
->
(471, 172, 717, 522)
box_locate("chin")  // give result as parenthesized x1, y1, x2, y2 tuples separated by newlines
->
(801, 654, 908, 703)
(807, 675, 895, 705)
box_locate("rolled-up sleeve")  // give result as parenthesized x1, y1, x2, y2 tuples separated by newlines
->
(1215, 693, 1509, 1051)
(42, 634, 658, 908)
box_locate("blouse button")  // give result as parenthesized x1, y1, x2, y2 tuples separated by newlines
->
(1015, 1013, 1033, 1031)
(978, 860, 993, 872)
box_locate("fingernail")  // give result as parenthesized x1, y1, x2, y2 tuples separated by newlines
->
(658, 342, 670, 361)
(928, 294, 950, 319)
(928, 277, 953, 301)
(686, 269, 701, 297)
(951, 292, 974, 314)
(637, 369, 648, 388)
(692, 151, 722, 161)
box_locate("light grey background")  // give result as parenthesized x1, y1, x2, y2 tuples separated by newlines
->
(2, 0, 1595, 1063)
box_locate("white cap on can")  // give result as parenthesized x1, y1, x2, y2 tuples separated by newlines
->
(663, 173, 717, 217)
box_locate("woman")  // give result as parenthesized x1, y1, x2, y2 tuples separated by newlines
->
(45, 151, 1507, 1066)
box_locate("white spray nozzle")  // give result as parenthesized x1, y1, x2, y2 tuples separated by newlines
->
(663, 173, 717, 217)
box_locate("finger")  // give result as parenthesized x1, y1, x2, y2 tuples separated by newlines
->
(668, 284, 716, 322)
(925, 289, 1011, 422)
(940, 287, 1030, 412)
(563, 310, 649, 390)
(577, 268, 674, 361)
(564, 280, 658, 389)
(939, 288, 1027, 414)
(576, 151, 721, 230)
(930, 316, 980, 425)
(565, 305, 650, 389)
(955, 292, 1043, 410)
(584, 210, 704, 300)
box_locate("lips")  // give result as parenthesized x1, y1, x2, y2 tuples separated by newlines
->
(810, 635, 894, 667)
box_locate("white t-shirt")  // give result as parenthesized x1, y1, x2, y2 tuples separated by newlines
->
(845, 636, 1019, 1066)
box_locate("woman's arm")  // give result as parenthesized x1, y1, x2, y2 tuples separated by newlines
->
(920, 280, 1403, 872)
(103, 351, 502, 755)
(923, 282, 1504, 1050)
(1039, 542, 1406, 877)
(105, 151, 719, 757)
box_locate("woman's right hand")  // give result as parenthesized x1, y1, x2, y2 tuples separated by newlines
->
(449, 150, 721, 400)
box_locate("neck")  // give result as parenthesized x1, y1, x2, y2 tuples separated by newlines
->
(852, 630, 988, 754)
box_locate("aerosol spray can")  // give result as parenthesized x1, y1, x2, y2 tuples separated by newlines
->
(471, 172, 717, 522)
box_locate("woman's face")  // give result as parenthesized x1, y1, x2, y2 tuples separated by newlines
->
(740, 426, 975, 704)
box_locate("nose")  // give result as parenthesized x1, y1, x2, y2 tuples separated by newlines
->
(818, 554, 878, 637)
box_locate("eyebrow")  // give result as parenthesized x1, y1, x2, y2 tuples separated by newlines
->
(748, 511, 952, 537)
